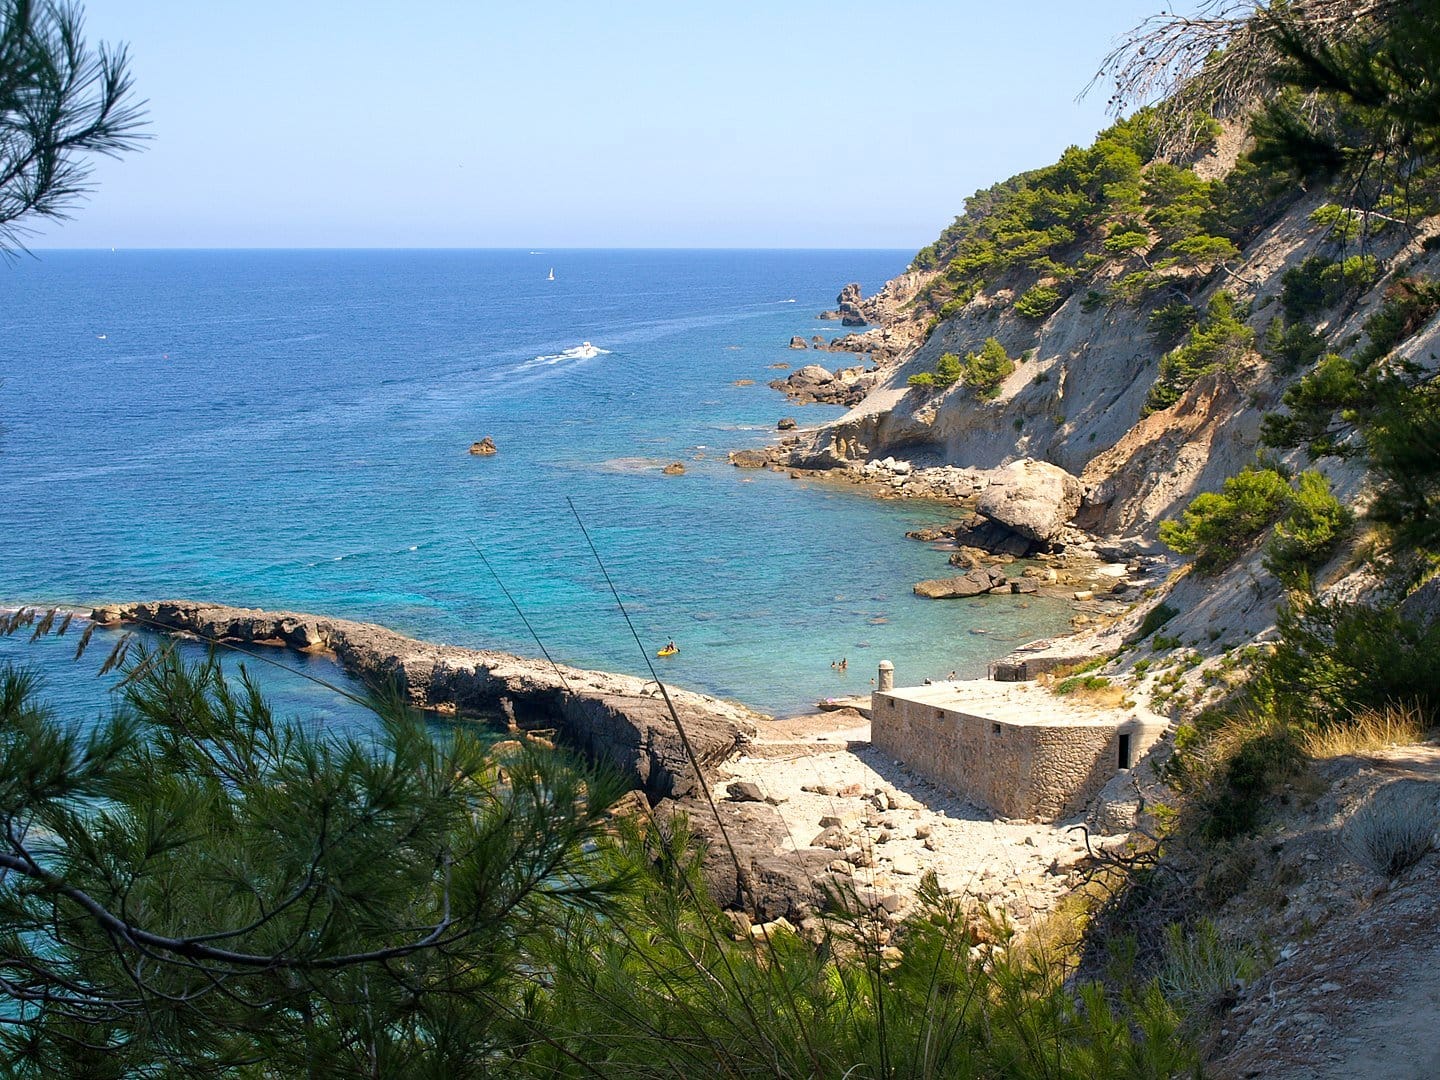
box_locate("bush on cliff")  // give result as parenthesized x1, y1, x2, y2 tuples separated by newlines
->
(1014, 283, 1065, 319)
(962, 337, 1016, 398)
(1144, 292, 1255, 414)
(907, 350, 963, 391)
(1159, 466, 1293, 573)
(1262, 471, 1353, 588)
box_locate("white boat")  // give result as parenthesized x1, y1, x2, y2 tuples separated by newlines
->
(572, 341, 599, 358)
(547, 267, 554, 281)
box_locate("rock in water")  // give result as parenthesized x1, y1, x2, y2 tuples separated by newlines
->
(468, 436, 498, 456)
(777, 417, 797, 430)
(728, 449, 770, 469)
(974, 459, 1081, 543)
(788, 335, 809, 349)
(912, 568, 1009, 598)
(662, 462, 686, 475)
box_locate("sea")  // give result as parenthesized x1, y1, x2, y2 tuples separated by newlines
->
(0, 249, 1074, 730)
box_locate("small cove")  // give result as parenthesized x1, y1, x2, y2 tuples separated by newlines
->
(0, 250, 1076, 718)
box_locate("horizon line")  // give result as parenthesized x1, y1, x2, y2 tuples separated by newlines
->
(28, 244, 918, 254)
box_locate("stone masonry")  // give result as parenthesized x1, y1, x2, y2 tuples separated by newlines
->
(870, 681, 1168, 821)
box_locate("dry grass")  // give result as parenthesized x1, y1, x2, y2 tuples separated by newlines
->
(1301, 704, 1429, 759)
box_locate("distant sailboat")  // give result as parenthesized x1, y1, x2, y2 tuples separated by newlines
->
(547, 267, 555, 281)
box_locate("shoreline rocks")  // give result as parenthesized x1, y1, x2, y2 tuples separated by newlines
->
(768, 362, 878, 407)
(100, 600, 758, 804)
(92, 600, 843, 919)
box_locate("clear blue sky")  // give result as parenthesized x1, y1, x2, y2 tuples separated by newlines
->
(37, 1, 1178, 250)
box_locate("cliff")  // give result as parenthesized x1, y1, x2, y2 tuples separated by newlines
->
(778, 113, 1440, 723)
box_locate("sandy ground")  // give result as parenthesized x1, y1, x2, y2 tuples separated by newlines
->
(716, 707, 1103, 923)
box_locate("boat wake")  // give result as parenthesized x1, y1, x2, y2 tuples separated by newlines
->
(521, 342, 610, 368)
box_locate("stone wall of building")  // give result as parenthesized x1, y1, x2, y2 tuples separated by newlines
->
(871, 692, 1158, 820)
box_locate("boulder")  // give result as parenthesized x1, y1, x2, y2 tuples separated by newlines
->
(777, 417, 797, 430)
(912, 568, 1009, 599)
(788, 335, 808, 349)
(727, 780, 765, 802)
(728, 449, 770, 469)
(951, 514, 1040, 557)
(769, 363, 876, 407)
(974, 459, 1082, 543)
(662, 462, 686, 475)
(468, 436, 498, 455)
(810, 335, 826, 348)
(795, 363, 835, 384)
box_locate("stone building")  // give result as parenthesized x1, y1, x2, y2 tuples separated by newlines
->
(870, 678, 1168, 821)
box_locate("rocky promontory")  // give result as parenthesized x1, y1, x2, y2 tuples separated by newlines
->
(98, 600, 756, 802)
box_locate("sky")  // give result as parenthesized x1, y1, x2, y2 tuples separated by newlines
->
(34, 1, 1181, 250)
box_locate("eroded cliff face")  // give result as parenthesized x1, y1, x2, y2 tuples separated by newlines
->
(795, 186, 1439, 546)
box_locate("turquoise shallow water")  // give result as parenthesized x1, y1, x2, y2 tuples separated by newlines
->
(0, 250, 1073, 719)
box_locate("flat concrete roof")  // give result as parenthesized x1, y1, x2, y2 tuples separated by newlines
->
(875, 679, 1168, 731)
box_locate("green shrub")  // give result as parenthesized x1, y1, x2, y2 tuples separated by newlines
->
(1149, 300, 1199, 347)
(1262, 317, 1325, 373)
(1135, 602, 1180, 641)
(908, 351, 964, 391)
(1198, 721, 1304, 839)
(1309, 203, 1363, 242)
(1145, 292, 1254, 414)
(1263, 470, 1353, 587)
(1158, 920, 1264, 1015)
(1280, 254, 1380, 319)
(1159, 466, 1292, 573)
(962, 337, 1015, 399)
(1352, 275, 1440, 368)
(1263, 598, 1440, 726)
(1103, 229, 1152, 260)
(1055, 674, 1112, 695)
(1164, 233, 1239, 272)
(1014, 283, 1064, 319)
(1260, 352, 1365, 456)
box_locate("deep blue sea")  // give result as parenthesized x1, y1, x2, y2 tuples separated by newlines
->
(0, 250, 1072, 723)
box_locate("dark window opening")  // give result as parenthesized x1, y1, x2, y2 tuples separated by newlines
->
(1118, 732, 1132, 770)
(992, 723, 1001, 735)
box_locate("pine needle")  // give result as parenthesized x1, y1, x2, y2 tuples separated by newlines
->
(97, 633, 133, 676)
(29, 608, 57, 643)
(73, 621, 96, 660)
(56, 611, 74, 636)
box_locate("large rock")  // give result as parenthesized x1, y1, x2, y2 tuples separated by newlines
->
(788, 335, 808, 349)
(768, 363, 877, 407)
(974, 459, 1082, 543)
(912, 568, 1009, 598)
(728, 449, 770, 469)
